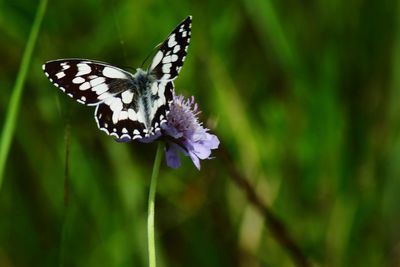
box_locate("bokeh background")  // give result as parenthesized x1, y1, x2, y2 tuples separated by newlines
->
(1, 0, 400, 266)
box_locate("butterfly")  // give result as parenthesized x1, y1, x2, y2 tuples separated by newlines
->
(43, 16, 192, 141)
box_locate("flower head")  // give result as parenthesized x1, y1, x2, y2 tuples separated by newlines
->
(162, 92, 219, 170)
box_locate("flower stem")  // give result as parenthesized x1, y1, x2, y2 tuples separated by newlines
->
(148, 142, 163, 267)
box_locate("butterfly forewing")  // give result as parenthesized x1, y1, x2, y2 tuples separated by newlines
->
(149, 16, 192, 81)
(43, 59, 133, 105)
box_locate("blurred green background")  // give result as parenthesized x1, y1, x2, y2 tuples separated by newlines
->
(1, 0, 400, 266)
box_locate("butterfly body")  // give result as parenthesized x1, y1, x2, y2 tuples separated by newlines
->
(43, 16, 191, 141)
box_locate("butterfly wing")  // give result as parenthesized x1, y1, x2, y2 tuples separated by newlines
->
(42, 59, 134, 106)
(95, 81, 174, 141)
(149, 16, 192, 81)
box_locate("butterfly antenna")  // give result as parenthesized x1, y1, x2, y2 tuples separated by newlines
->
(141, 42, 162, 69)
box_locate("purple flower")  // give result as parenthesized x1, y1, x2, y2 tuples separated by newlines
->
(162, 92, 219, 170)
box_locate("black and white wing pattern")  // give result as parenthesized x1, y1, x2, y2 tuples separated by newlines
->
(42, 16, 192, 141)
(43, 59, 132, 106)
(149, 16, 192, 81)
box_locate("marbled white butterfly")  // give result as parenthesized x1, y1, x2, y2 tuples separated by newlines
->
(43, 16, 192, 141)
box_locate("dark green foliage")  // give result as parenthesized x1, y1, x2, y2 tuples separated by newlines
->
(1, 0, 399, 266)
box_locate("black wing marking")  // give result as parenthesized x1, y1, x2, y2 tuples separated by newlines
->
(95, 81, 174, 140)
(149, 16, 192, 81)
(42, 59, 134, 106)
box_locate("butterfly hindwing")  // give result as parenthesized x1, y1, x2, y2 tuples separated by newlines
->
(95, 81, 173, 141)
(43, 59, 133, 106)
(149, 16, 192, 81)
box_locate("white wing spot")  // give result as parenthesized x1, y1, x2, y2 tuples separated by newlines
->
(112, 109, 120, 124)
(99, 92, 113, 101)
(119, 111, 128, 121)
(121, 91, 134, 104)
(157, 83, 166, 96)
(76, 70, 90, 76)
(90, 77, 106, 87)
(150, 51, 163, 70)
(103, 67, 127, 79)
(110, 98, 123, 112)
(122, 128, 128, 134)
(72, 77, 85, 84)
(151, 83, 159, 94)
(56, 72, 66, 79)
(171, 55, 178, 62)
(128, 109, 137, 120)
(173, 45, 180, 53)
(162, 55, 172, 64)
(162, 63, 172, 74)
(62, 64, 70, 70)
(79, 82, 91, 90)
(161, 73, 171, 80)
(92, 83, 109, 95)
(168, 34, 177, 48)
(76, 63, 90, 75)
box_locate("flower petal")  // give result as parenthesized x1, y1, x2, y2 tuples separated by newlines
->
(188, 150, 201, 170)
(192, 142, 212, 159)
(162, 123, 183, 139)
(191, 133, 220, 159)
(165, 143, 182, 169)
(207, 133, 220, 149)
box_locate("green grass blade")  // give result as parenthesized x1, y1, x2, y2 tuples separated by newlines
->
(0, 0, 48, 191)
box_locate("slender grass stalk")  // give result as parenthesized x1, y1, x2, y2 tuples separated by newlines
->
(59, 123, 71, 267)
(0, 0, 48, 191)
(220, 147, 311, 267)
(148, 142, 163, 267)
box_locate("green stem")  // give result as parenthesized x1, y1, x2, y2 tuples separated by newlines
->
(0, 0, 48, 190)
(147, 142, 163, 267)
